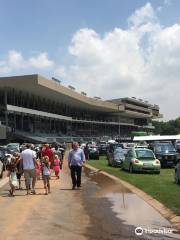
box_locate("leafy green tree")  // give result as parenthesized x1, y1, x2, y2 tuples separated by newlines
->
(153, 117, 180, 135)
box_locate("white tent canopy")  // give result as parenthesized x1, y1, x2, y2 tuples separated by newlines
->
(133, 135, 180, 141)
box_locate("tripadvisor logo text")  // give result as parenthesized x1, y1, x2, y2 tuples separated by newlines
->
(135, 227, 173, 236)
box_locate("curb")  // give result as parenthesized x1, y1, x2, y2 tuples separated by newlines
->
(84, 164, 180, 231)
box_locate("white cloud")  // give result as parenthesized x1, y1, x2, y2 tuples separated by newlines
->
(28, 52, 54, 69)
(0, 51, 54, 74)
(54, 65, 66, 78)
(0, 2, 179, 120)
(128, 2, 157, 28)
(157, 0, 172, 12)
(7, 50, 25, 69)
(55, 2, 180, 120)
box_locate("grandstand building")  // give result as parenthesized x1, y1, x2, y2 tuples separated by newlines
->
(0, 74, 162, 142)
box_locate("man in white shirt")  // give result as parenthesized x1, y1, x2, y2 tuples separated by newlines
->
(20, 143, 36, 195)
(68, 142, 85, 190)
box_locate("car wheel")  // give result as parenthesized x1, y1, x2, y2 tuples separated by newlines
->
(129, 164, 134, 173)
(175, 171, 180, 184)
(155, 171, 160, 174)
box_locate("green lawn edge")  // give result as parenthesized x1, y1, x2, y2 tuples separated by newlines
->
(87, 157, 180, 216)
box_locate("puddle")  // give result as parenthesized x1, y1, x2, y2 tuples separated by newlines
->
(84, 168, 131, 195)
(84, 168, 180, 239)
(107, 192, 180, 239)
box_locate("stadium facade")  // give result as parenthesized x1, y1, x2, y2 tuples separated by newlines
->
(0, 74, 162, 142)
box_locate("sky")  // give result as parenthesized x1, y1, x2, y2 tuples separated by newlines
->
(0, 0, 180, 120)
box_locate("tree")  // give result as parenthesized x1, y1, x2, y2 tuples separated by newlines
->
(153, 117, 180, 135)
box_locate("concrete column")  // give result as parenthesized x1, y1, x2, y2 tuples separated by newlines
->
(21, 113, 24, 130)
(4, 88, 8, 128)
(14, 113, 16, 131)
(49, 119, 52, 133)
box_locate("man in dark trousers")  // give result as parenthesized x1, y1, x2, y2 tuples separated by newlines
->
(68, 142, 85, 190)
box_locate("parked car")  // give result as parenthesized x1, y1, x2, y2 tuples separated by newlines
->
(98, 141, 108, 155)
(175, 159, 180, 184)
(124, 143, 136, 149)
(152, 142, 177, 167)
(89, 146, 99, 160)
(6, 143, 20, 153)
(108, 147, 127, 167)
(123, 148, 161, 174)
(107, 142, 125, 163)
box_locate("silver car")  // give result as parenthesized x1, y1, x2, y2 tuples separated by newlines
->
(108, 147, 127, 167)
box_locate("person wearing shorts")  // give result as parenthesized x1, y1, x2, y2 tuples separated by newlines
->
(20, 144, 36, 195)
(42, 156, 51, 195)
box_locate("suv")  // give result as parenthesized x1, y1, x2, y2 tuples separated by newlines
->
(152, 142, 177, 167)
(98, 141, 108, 155)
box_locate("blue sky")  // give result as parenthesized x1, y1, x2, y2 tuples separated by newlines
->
(0, 0, 180, 120)
(0, 0, 180, 56)
(0, 0, 179, 60)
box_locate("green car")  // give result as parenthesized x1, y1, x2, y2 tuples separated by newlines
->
(123, 148, 161, 174)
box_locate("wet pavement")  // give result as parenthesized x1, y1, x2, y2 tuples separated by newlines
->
(83, 168, 180, 240)
(0, 161, 179, 240)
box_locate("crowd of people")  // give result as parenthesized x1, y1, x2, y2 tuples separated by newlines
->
(6, 142, 86, 196)
(7, 143, 64, 196)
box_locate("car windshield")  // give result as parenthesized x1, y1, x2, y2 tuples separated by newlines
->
(114, 152, 125, 158)
(8, 145, 18, 149)
(135, 149, 155, 159)
(155, 144, 175, 152)
(114, 147, 123, 153)
(7, 143, 18, 147)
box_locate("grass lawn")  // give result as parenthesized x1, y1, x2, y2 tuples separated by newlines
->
(87, 156, 180, 216)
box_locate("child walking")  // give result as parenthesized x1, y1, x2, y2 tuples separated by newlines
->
(42, 156, 51, 195)
(53, 154, 61, 179)
(7, 157, 18, 197)
(13, 152, 23, 190)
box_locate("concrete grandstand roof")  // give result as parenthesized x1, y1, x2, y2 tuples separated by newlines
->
(109, 97, 158, 108)
(0, 74, 124, 113)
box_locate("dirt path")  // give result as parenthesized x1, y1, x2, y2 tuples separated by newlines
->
(0, 162, 90, 240)
(0, 160, 180, 240)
